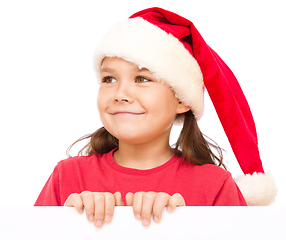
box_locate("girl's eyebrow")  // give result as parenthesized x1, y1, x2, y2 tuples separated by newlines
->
(137, 68, 150, 73)
(100, 67, 115, 73)
(100, 67, 150, 74)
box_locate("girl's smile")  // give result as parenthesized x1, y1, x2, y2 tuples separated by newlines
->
(111, 111, 144, 116)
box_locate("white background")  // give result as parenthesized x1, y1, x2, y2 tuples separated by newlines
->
(1, 207, 285, 239)
(0, 0, 285, 206)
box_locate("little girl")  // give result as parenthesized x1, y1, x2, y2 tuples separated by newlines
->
(35, 7, 277, 228)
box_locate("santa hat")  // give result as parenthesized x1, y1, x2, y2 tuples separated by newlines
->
(93, 7, 277, 206)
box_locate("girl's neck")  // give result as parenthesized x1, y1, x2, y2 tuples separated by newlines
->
(113, 138, 174, 170)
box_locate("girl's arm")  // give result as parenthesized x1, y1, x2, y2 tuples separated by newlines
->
(213, 175, 247, 206)
(34, 166, 61, 206)
(125, 192, 186, 226)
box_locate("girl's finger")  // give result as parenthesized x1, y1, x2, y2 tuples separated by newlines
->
(102, 192, 115, 223)
(167, 193, 186, 212)
(64, 193, 84, 214)
(79, 191, 96, 222)
(114, 191, 125, 206)
(93, 192, 105, 228)
(132, 192, 145, 220)
(125, 192, 134, 206)
(152, 192, 170, 222)
(141, 192, 157, 226)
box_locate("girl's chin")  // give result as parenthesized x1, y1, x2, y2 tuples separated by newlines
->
(107, 126, 148, 138)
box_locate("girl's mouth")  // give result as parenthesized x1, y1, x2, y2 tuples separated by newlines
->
(111, 111, 144, 116)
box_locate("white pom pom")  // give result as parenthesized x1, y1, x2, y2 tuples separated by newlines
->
(235, 173, 278, 206)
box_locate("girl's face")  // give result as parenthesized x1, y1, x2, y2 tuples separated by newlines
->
(97, 57, 190, 145)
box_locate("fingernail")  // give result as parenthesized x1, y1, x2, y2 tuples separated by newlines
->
(153, 216, 159, 222)
(89, 215, 94, 221)
(142, 219, 149, 226)
(95, 220, 103, 227)
(167, 206, 172, 212)
(79, 208, 84, 214)
(135, 214, 141, 220)
(105, 215, 111, 222)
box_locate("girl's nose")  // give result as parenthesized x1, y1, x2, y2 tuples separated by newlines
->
(115, 96, 129, 102)
(114, 82, 134, 103)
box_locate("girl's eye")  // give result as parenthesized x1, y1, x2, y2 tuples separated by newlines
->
(102, 76, 116, 83)
(136, 76, 150, 83)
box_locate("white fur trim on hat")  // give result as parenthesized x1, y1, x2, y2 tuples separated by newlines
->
(94, 17, 204, 119)
(235, 173, 278, 206)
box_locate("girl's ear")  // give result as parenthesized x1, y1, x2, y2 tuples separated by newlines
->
(176, 101, 192, 114)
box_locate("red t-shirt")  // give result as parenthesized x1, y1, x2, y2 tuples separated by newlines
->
(34, 148, 247, 206)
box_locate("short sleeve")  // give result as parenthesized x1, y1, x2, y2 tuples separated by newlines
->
(213, 175, 247, 206)
(34, 166, 61, 206)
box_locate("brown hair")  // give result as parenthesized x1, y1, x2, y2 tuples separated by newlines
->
(66, 111, 226, 169)
(173, 111, 225, 168)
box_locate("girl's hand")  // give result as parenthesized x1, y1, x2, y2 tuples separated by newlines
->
(64, 191, 124, 228)
(125, 192, 185, 226)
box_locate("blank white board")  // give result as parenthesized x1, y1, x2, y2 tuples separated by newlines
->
(0, 206, 285, 240)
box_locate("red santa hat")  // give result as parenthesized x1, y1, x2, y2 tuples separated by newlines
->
(94, 7, 277, 206)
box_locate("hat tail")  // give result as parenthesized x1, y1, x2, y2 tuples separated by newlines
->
(190, 23, 277, 205)
(191, 25, 263, 175)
